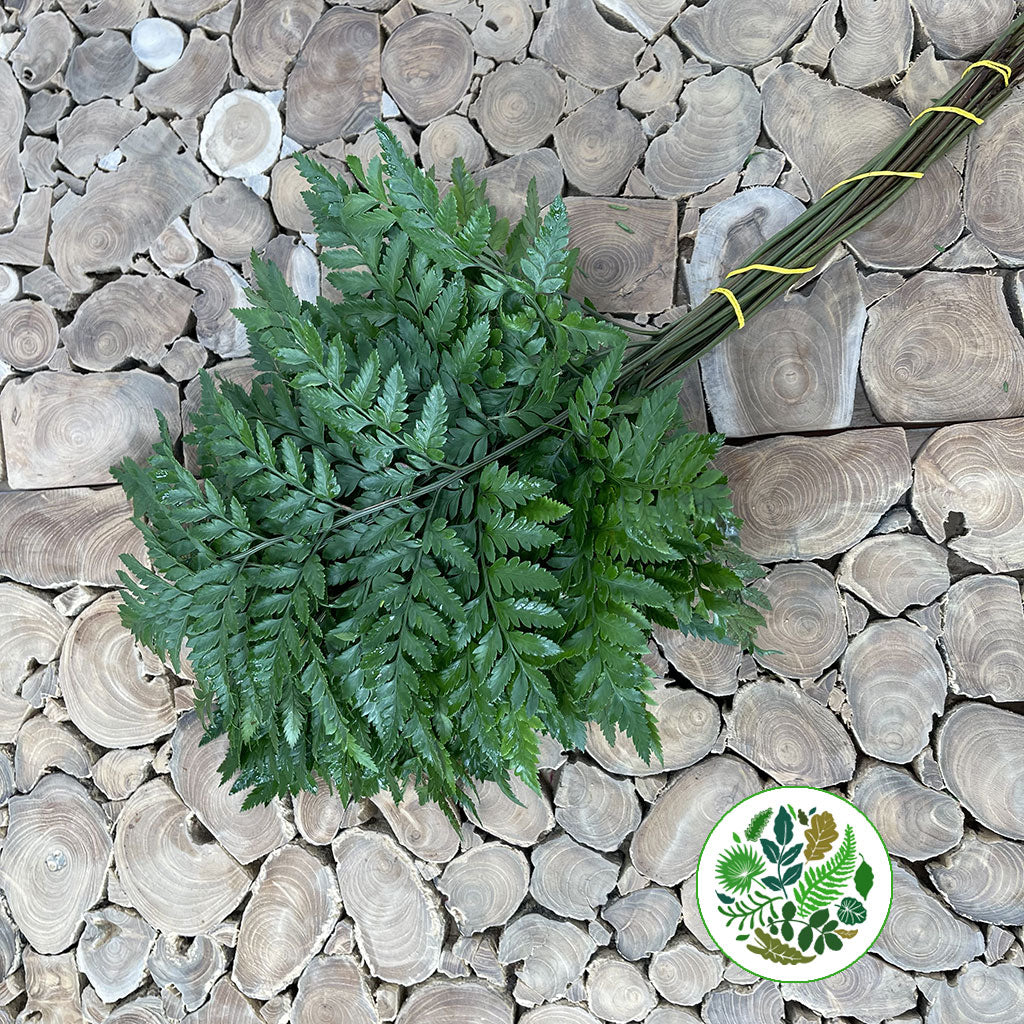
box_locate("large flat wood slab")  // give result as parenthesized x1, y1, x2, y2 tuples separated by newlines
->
(911, 0, 1016, 58)
(716, 427, 912, 561)
(233, 0, 323, 90)
(912, 418, 1024, 572)
(0, 486, 145, 588)
(927, 830, 1024, 926)
(0, 369, 180, 488)
(564, 197, 677, 314)
(762, 63, 963, 270)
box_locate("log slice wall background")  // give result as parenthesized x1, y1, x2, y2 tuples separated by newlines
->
(0, 0, 1023, 1021)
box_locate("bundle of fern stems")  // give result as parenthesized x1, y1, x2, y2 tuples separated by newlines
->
(114, 17, 1024, 820)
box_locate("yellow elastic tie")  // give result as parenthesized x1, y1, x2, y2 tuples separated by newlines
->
(961, 60, 1013, 88)
(910, 105, 984, 126)
(726, 263, 816, 279)
(710, 287, 745, 330)
(822, 170, 924, 197)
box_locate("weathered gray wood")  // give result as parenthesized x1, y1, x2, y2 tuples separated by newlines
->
(830, 0, 912, 88)
(923, 961, 1024, 1024)
(927, 830, 1024, 926)
(911, 0, 1015, 58)
(554, 761, 640, 853)
(648, 935, 723, 1005)
(498, 914, 597, 1007)
(837, 534, 950, 617)
(437, 843, 529, 935)
(780, 954, 917, 1023)
(601, 887, 680, 961)
(530, 835, 618, 920)
(471, 59, 564, 156)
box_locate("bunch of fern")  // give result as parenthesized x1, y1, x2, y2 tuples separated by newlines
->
(113, 127, 766, 816)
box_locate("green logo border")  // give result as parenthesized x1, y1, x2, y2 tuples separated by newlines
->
(695, 785, 894, 984)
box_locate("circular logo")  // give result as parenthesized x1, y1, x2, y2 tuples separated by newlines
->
(696, 786, 893, 983)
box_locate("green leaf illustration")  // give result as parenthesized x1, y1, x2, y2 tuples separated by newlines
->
(746, 927, 816, 965)
(837, 897, 867, 925)
(716, 845, 766, 894)
(855, 858, 875, 900)
(781, 862, 804, 886)
(760, 838, 781, 863)
(745, 808, 772, 841)
(824, 932, 843, 951)
(782, 901, 796, 920)
(797, 809, 808, 825)
(797, 925, 813, 951)
(836, 928, 858, 939)
(794, 825, 857, 915)
(774, 805, 794, 847)
(803, 811, 839, 861)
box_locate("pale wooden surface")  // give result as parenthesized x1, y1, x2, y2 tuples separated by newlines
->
(1, 2, 1024, 1021)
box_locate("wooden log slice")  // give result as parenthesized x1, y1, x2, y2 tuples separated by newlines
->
(332, 828, 443, 983)
(66, 30, 139, 103)
(131, 17, 185, 71)
(21, 948, 83, 1024)
(182, 977, 262, 1024)
(726, 677, 856, 786)
(842, 620, 945, 764)
(0, 581, 67, 692)
(564, 197, 677, 314)
(585, 683, 719, 777)
(437, 842, 529, 934)
(704, 979, 783, 1024)
(286, 8, 380, 145)
(529, 835, 618, 920)
(480, 148, 563, 224)
(419, 115, 486, 179)
(0, 487, 144, 589)
(0, 297, 57, 372)
(233, 0, 322, 90)
(148, 934, 225, 1011)
(14, 717, 91, 792)
(830, 0, 912, 88)
(874, 862, 982, 973)
(644, 1010, 701, 1024)
(519, 1008, 602, 1024)
(913, 419, 1024, 573)
(77, 906, 154, 1003)
(370, 780, 460, 863)
(200, 90, 282, 178)
(60, 592, 176, 748)
(270, 157, 315, 233)
(850, 762, 963, 862)
(61, 275, 194, 371)
(753, 562, 847, 679)
(233, 845, 340, 999)
(292, 955, 376, 1024)
(700, 255, 865, 437)
(648, 935, 723, 1006)
(1, 369, 179, 488)
(471, 0, 533, 60)
(837, 534, 949, 617)
(92, 748, 154, 802)
(923, 961, 1024, 1024)
(762, 63, 963, 270)
(717, 427, 912, 561)
(554, 761, 640, 853)
(651, 627, 739, 696)
(105, 996, 167, 1024)
(530, 0, 642, 90)
(50, 120, 210, 292)
(911, 0, 1016, 58)
(61, 0, 150, 33)
(553, 92, 645, 195)
(620, 36, 684, 115)
(115, 778, 251, 934)
(466, 772, 554, 846)
(189, 179, 274, 264)
(293, 780, 371, 845)
(0, 774, 111, 954)
(149, 216, 199, 276)
(381, 14, 471, 126)
(862, 272, 1024, 423)
(937, 703, 1024, 841)
(944, 576, 1024, 703)
(497, 913, 597, 1006)
(0, 185, 52, 268)
(470, 59, 564, 156)
(645, 68, 760, 199)
(927, 830, 1024, 926)
(10, 12, 74, 91)
(0, 63, 24, 233)
(585, 950, 657, 1023)
(0, 265, 19, 303)
(630, 754, 761, 885)
(170, 711, 293, 865)
(395, 978, 514, 1024)
(135, 30, 231, 119)
(965, 93, 1024, 265)
(184, 258, 251, 358)
(56, 100, 145, 178)
(671, 0, 824, 66)
(601, 886, 680, 960)
(780, 953, 916, 1022)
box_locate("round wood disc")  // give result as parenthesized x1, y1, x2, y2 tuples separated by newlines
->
(927, 829, 1024, 926)
(0, 299, 58, 370)
(471, 59, 564, 156)
(419, 115, 487, 179)
(199, 89, 282, 177)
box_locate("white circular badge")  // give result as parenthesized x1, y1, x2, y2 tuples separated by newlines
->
(696, 786, 893, 983)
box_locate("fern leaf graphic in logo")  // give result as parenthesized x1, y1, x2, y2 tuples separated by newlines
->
(793, 825, 857, 914)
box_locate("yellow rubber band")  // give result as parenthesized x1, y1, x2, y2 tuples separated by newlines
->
(909, 105, 984, 126)
(726, 263, 816, 279)
(961, 60, 1013, 87)
(710, 287, 745, 330)
(822, 170, 924, 197)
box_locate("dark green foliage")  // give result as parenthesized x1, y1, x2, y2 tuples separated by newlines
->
(112, 124, 766, 821)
